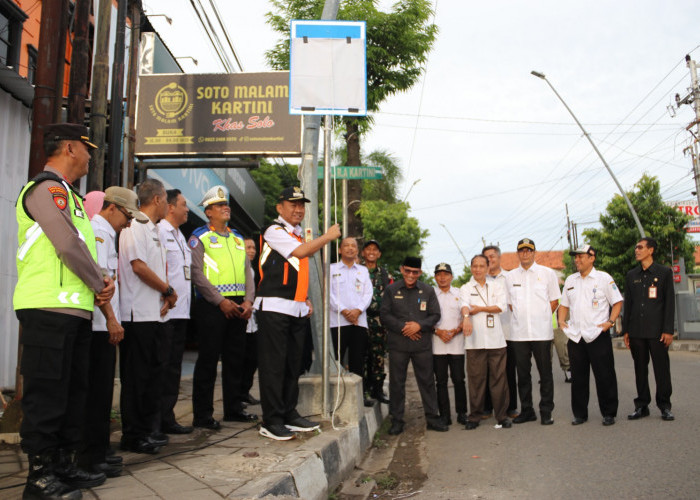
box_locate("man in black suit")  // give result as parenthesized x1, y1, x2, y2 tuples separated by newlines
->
(623, 237, 675, 421)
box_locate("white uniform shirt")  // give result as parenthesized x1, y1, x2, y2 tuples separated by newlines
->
(158, 219, 192, 320)
(329, 261, 372, 328)
(487, 269, 512, 340)
(119, 218, 168, 322)
(460, 277, 507, 350)
(91, 214, 120, 330)
(505, 263, 561, 341)
(253, 216, 309, 317)
(432, 286, 465, 355)
(561, 267, 623, 343)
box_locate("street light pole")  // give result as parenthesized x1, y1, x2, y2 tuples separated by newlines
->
(439, 223, 468, 268)
(403, 178, 421, 203)
(530, 70, 646, 238)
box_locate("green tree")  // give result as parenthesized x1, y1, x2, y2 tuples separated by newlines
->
(266, 0, 437, 237)
(452, 264, 472, 288)
(358, 199, 428, 276)
(582, 174, 693, 291)
(248, 159, 299, 227)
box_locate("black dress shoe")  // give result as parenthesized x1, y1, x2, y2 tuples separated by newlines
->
(162, 423, 194, 434)
(105, 454, 123, 465)
(602, 416, 616, 426)
(364, 398, 375, 407)
(426, 417, 449, 432)
(149, 433, 169, 446)
(498, 419, 512, 429)
(541, 414, 554, 425)
(373, 390, 390, 404)
(513, 411, 537, 424)
(223, 410, 258, 422)
(457, 412, 468, 425)
(661, 409, 675, 421)
(121, 437, 161, 455)
(571, 417, 587, 425)
(192, 418, 221, 430)
(388, 421, 404, 435)
(245, 393, 261, 405)
(627, 406, 650, 420)
(92, 462, 123, 478)
(442, 417, 452, 426)
(464, 420, 479, 430)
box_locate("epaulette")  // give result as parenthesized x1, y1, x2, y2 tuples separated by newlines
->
(191, 225, 209, 238)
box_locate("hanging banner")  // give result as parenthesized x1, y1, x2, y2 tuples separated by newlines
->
(135, 72, 302, 156)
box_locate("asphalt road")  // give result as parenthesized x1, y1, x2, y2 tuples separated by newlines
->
(410, 348, 700, 500)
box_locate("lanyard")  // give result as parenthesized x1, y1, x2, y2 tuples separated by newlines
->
(475, 282, 489, 306)
(172, 228, 187, 261)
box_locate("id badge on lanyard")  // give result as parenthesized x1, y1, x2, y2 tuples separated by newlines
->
(648, 285, 657, 299)
(486, 314, 495, 328)
(184, 265, 191, 281)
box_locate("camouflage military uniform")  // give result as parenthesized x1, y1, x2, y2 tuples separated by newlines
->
(363, 266, 391, 396)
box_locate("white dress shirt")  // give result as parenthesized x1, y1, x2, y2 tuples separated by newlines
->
(487, 269, 512, 340)
(253, 216, 310, 317)
(158, 219, 192, 320)
(432, 286, 465, 355)
(460, 277, 507, 350)
(505, 262, 561, 341)
(91, 214, 120, 330)
(119, 218, 168, 322)
(329, 260, 372, 328)
(561, 267, 623, 343)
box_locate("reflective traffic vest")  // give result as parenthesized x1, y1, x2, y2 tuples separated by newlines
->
(257, 222, 309, 302)
(14, 173, 97, 312)
(194, 225, 247, 297)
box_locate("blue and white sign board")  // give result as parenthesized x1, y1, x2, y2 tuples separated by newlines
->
(289, 20, 367, 116)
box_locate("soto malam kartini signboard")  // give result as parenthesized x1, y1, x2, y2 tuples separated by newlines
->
(136, 72, 302, 156)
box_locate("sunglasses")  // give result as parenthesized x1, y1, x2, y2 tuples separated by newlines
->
(117, 206, 133, 221)
(403, 268, 421, 275)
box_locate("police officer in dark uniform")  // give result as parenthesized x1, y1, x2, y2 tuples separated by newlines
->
(623, 237, 675, 421)
(380, 256, 448, 435)
(14, 123, 114, 499)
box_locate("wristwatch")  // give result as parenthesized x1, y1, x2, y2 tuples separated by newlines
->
(163, 285, 175, 297)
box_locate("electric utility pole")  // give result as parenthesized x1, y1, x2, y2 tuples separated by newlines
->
(676, 55, 700, 209)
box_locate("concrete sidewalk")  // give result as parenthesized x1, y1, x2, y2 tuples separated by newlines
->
(0, 368, 388, 500)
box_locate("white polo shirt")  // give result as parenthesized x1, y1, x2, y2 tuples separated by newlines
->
(253, 216, 309, 317)
(487, 269, 511, 340)
(119, 218, 168, 322)
(91, 214, 120, 330)
(432, 286, 465, 355)
(505, 262, 561, 341)
(329, 261, 372, 328)
(561, 267, 623, 343)
(158, 219, 192, 320)
(460, 278, 507, 350)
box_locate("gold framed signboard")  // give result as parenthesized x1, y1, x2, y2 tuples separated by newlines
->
(136, 71, 302, 156)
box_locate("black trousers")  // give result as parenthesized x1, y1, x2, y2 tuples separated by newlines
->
(506, 340, 518, 412)
(192, 298, 247, 420)
(159, 319, 188, 428)
(389, 349, 439, 423)
(629, 336, 672, 410)
(512, 340, 554, 415)
(257, 310, 307, 425)
(433, 354, 467, 419)
(568, 333, 618, 419)
(241, 330, 258, 396)
(18, 310, 91, 455)
(120, 321, 164, 441)
(81, 330, 116, 465)
(331, 325, 369, 385)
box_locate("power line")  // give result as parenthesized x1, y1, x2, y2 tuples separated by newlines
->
(208, 0, 244, 72)
(187, 0, 231, 71)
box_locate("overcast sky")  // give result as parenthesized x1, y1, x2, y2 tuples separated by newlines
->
(143, 0, 700, 270)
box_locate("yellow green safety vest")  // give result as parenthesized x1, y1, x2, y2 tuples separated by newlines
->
(14, 175, 98, 312)
(197, 225, 246, 297)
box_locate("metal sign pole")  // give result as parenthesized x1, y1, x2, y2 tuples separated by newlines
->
(342, 179, 348, 237)
(322, 115, 332, 418)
